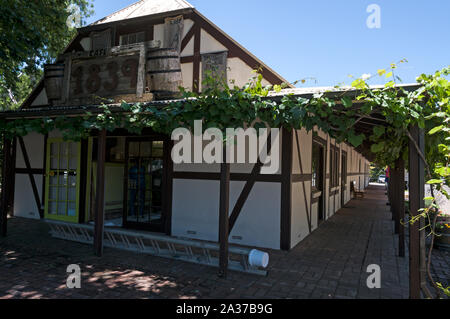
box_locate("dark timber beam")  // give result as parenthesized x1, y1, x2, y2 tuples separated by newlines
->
(7, 138, 16, 218)
(218, 149, 230, 278)
(1, 137, 12, 237)
(408, 125, 424, 299)
(163, 139, 174, 236)
(192, 25, 201, 93)
(93, 129, 106, 257)
(280, 128, 293, 250)
(295, 130, 311, 233)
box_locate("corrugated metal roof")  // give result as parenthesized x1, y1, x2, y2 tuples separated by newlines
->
(267, 83, 421, 97)
(91, 0, 194, 25)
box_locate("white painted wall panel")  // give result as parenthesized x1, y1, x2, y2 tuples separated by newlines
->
(292, 129, 312, 175)
(180, 62, 193, 90)
(200, 29, 227, 54)
(13, 174, 42, 219)
(227, 58, 271, 88)
(153, 23, 165, 46)
(171, 179, 281, 249)
(229, 181, 281, 249)
(291, 181, 313, 247)
(14, 132, 45, 219)
(182, 19, 194, 38)
(172, 179, 220, 241)
(180, 37, 194, 57)
(15, 132, 45, 169)
(172, 128, 283, 175)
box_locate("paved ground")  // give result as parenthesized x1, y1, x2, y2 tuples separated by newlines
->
(0, 184, 448, 299)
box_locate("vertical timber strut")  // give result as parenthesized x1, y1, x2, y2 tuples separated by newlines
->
(0, 137, 12, 237)
(94, 129, 106, 257)
(218, 148, 230, 277)
(396, 158, 406, 257)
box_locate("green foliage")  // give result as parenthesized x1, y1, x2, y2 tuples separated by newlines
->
(0, 0, 94, 110)
(1, 65, 448, 169)
(0, 72, 37, 110)
(436, 283, 450, 297)
(369, 164, 385, 182)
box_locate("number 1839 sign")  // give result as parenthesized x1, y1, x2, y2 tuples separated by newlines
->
(69, 54, 141, 100)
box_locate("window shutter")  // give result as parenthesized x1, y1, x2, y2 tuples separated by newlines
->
(91, 29, 111, 50)
(201, 51, 228, 90)
(164, 15, 184, 53)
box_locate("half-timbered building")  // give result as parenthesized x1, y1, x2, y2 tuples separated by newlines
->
(1, 0, 372, 274)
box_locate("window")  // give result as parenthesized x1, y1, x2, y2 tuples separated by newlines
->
(91, 29, 111, 50)
(119, 32, 145, 46)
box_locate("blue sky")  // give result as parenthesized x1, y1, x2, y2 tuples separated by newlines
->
(87, 0, 449, 87)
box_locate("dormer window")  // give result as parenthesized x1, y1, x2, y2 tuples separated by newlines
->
(119, 32, 145, 46)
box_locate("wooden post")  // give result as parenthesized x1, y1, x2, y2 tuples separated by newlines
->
(8, 138, 16, 218)
(0, 137, 11, 237)
(397, 158, 405, 257)
(280, 128, 293, 250)
(218, 148, 230, 278)
(93, 129, 106, 257)
(392, 163, 400, 235)
(408, 125, 424, 299)
(387, 166, 392, 209)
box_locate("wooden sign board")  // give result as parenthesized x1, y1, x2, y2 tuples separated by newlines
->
(57, 42, 160, 106)
(69, 53, 140, 99)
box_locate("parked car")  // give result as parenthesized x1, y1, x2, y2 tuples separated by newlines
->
(378, 175, 386, 183)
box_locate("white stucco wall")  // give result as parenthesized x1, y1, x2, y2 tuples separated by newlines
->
(13, 132, 45, 219)
(171, 179, 281, 249)
(291, 181, 313, 247)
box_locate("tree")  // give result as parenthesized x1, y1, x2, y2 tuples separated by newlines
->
(0, 0, 93, 110)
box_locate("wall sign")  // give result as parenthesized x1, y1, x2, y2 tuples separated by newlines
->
(69, 54, 140, 99)
(45, 41, 182, 106)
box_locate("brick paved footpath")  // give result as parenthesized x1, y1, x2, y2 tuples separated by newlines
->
(0, 184, 448, 299)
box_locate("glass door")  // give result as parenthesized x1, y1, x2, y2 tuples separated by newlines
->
(44, 139, 81, 223)
(123, 138, 165, 231)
